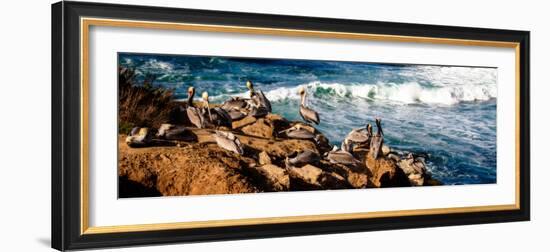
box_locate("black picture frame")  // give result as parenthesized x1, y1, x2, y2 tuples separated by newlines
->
(52, 1, 530, 251)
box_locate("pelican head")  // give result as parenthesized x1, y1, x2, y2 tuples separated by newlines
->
(297, 86, 309, 107)
(202, 91, 213, 122)
(341, 138, 354, 153)
(375, 118, 384, 136)
(246, 80, 254, 91)
(186, 86, 196, 107)
(367, 123, 373, 135)
(298, 86, 306, 96)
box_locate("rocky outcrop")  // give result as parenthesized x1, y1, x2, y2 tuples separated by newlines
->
(119, 110, 441, 197)
(232, 113, 290, 139)
(118, 67, 444, 198)
(319, 160, 369, 189)
(241, 118, 274, 138)
(252, 164, 290, 191)
(119, 138, 261, 196)
(232, 115, 257, 129)
(288, 164, 348, 190)
(258, 151, 272, 165)
(365, 154, 410, 188)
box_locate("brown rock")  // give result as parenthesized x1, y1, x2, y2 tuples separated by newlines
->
(319, 160, 368, 189)
(319, 172, 348, 189)
(407, 173, 424, 186)
(258, 151, 272, 165)
(188, 128, 318, 159)
(265, 113, 286, 122)
(246, 138, 318, 159)
(381, 145, 391, 156)
(265, 113, 290, 132)
(241, 118, 274, 138)
(365, 154, 410, 188)
(289, 164, 323, 187)
(288, 164, 348, 189)
(232, 115, 257, 129)
(255, 164, 290, 191)
(424, 178, 443, 186)
(118, 136, 259, 196)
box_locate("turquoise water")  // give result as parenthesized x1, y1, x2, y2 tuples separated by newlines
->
(119, 53, 497, 185)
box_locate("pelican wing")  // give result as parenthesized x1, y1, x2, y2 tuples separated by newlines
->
(346, 129, 370, 143)
(156, 124, 174, 138)
(299, 105, 320, 125)
(327, 150, 359, 165)
(369, 135, 384, 159)
(226, 109, 246, 121)
(288, 150, 320, 167)
(255, 90, 272, 112)
(186, 107, 203, 128)
(212, 107, 233, 127)
(214, 131, 243, 154)
(221, 97, 248, 111)
(249, 105, 269, 118)
(286, 129, 315, 139)
(164, 127, 196, 141)
(129, 127, 140, 136)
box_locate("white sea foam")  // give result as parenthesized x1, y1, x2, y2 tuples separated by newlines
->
(143, 59, 174, 71)
(211, 80, 496, 105)
(259, 81, 497, 105)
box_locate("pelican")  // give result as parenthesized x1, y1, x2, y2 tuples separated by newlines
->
(156, 123, 196, 141)
(129, 126, 140, 136)
(221, 97, 249, 111)
(405, 153, 427, 174)
(125, 127, 152, 147)
(221, 96, 249, 120)
(202, 92, 232, 127)
(369, 118, 384, 159)
(325, 146, 361, 166)
(246, 80, 272, 113)
(185, 87, 205, 128)
(285, 150, 320, 167)
(341, 138, 354, 153)
(248, 102, 269, 118)
(226, 109, 247, 121)
(345, 123, 372, 145)
(213, 131, 243, 155)
(279, 124, 315, 139)
(156, 124, 174, 138)
(298, 87, 320, 125)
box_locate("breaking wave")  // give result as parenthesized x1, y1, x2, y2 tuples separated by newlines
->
(219, 81, 497, 105)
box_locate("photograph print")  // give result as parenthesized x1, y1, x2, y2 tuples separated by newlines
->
(118, 52, 497, 198)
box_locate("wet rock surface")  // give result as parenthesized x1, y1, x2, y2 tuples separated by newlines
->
(120, 113, 441, 197)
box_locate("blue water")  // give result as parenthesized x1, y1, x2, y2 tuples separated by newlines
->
(119, 53, 497, 185)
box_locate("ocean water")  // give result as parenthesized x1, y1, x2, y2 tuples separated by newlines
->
(119, 53, 497, 185)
